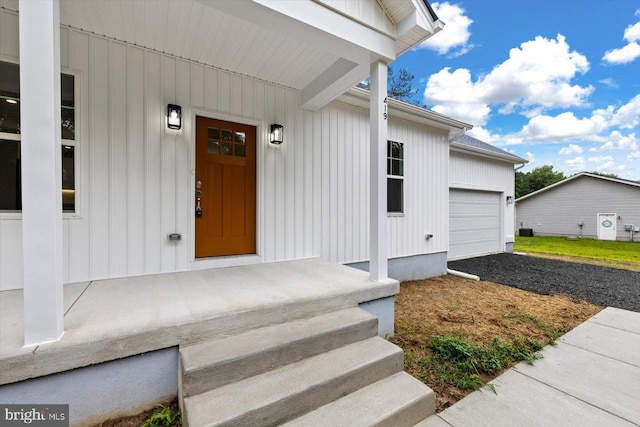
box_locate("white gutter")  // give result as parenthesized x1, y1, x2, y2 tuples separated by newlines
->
(515, 163, 526, 171)
(447, 268, 480, 281)
(448, 127, 467, 143)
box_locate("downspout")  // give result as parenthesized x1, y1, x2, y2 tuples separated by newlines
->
(447, 268, 480, 281)
(515, 163, 526, 171)
(448, 127, 467, 143)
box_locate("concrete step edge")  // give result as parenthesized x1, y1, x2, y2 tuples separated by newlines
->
(180, 308, 378, 396)
(281, 371, 436, 427)
(183, 337, 404, 427)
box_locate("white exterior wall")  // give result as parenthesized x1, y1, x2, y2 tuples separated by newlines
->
(0, 11, 449, 290)
(449, 151, 516, 251)
(316, 0, 395, 35)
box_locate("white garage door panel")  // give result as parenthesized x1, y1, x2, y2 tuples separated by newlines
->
(449, 190, 501, 260)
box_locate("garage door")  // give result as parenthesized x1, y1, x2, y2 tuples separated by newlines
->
(449, 189, 501, 260)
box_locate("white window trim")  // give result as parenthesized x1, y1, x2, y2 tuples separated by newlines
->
(387, 140, 404, 214)
(0, 58, 81, 220)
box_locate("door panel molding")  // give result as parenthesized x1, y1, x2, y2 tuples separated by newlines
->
(195, 116, 257, 258)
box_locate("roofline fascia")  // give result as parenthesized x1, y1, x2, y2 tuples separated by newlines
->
(516, 172, 640, 203)
(338, 86, 472, 132)
(450, 141, 528, 164)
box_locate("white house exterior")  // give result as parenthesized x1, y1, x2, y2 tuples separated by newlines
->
(516, 172, 640, 241)
(0, 1, 479, 424)
(448, 135, 526, 260)
(0, 0, 460, 334)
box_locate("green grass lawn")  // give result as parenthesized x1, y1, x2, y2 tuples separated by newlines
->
(514, 236, 640, 264)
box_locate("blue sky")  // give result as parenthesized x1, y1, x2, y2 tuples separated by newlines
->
(391, 0, 640, 180)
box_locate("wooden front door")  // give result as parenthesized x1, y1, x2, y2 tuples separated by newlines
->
(195, 116, 256, 257)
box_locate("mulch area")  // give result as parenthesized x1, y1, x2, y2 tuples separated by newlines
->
(449, 253, 640, 312)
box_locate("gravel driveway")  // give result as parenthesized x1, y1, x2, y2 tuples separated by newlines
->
(448, 253, 640, 312)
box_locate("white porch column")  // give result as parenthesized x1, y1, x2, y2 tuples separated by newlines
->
(369, 61, 388, 281)
(19, 0, 64, 345)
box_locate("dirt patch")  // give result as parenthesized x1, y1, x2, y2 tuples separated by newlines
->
(390, 275, 601, 412)
(94, 399, 180, 427)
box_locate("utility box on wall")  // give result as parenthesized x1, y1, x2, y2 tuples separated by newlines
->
(624, 224, 633, 231)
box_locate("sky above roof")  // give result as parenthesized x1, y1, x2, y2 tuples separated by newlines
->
(391, 0, 640, 180)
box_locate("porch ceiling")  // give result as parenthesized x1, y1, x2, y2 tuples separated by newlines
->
(2, 0, 442, 110)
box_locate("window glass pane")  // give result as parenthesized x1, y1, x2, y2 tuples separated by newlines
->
(222, 142, 233, 155)
(61, 73, 75, 140)
(221, 129, 233, 141)
(0, 141, 75, 212)
(0, 62, 74, 138)
(0, 62, 20, 134)
(234, 144, 245, 157)
(208, 140, 220, 154)
(234, 131, 245, 143)
(208, 127, 219, 140)
(387, 140, 404, 177)
(62, 145, 75, 212)
(0, 139, 21, 211)
(387, 178, 403, 213)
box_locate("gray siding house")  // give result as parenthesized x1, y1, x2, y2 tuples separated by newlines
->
(516, 173, 640, 241)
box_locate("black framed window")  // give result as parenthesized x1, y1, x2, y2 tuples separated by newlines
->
(387, 140, 403, 213)
(0, 61, 76, 213)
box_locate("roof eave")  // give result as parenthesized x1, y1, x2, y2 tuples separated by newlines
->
(516, 172, 640, 203)
(450, 142, 528, 164)
(339, 86, 471, 132)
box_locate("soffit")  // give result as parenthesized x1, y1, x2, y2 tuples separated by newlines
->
(2, 0, 441, 110)
(59, 0, 338, 91)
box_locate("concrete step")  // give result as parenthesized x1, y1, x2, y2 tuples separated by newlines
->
(282, 372, 436, 427)
(183, 337, 404, 427)
(180, 308, 378, 397)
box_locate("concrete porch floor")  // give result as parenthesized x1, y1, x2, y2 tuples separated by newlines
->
(0, 258, 398, 386)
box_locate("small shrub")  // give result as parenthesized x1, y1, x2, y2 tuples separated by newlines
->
(141, 405, 181, 427)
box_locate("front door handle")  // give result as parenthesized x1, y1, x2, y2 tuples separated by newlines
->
(195, 181, 203, 217)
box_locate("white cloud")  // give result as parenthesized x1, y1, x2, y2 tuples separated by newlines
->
(566, 156, 585, 171)
(419, 2, 474, 57)
(559, 144, 583, 155)
(585, 155, 617, 173)
(525, 152, 535, 162)
(603, 42, 640, 65)
(505, 94, 640, 145)
(423, 34, 592, 125)
(589, 131, 638, 152)
(628, 151, 640, 160)
(599, 78, 618, 89)
(587, 155, 614, 163)
(603, 18, 640, 64)
(609, 94, 640, 129)
(519, 112, 607, 141)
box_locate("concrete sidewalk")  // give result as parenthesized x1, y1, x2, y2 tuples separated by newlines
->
(419, 307, 640, 427)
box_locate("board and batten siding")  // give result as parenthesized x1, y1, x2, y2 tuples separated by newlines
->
(449, 151, 517, 249)
(315, 0, 395, 35)
(0, 10, 449, 290)
(516, 176, 640, 240)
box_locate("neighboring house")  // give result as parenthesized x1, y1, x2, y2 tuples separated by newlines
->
(448, 134, 527, 259)
(516, 172, 640, 241)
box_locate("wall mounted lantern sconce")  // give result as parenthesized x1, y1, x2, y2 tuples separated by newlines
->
(167, 104, 182, 130)
(270, 124, 284, 145)
(506, 196, 514, 205)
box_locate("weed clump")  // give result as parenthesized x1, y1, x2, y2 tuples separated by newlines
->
(423, 334, 542, 392)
